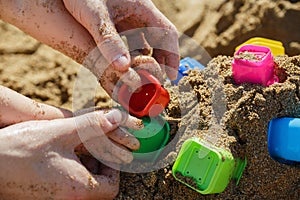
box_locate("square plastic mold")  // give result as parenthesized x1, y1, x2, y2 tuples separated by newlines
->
(172, 138, 246, 194)
(268, 117, 300, 164)
(118, 70, 170, 117)
(171, 57, 205, 85)
(232, 44, 278, 86)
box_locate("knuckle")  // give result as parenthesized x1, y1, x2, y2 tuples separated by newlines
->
(118, 110, 128, 125)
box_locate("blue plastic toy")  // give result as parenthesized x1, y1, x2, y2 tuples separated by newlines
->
(268, 117, 300, 164)
(171, 57, 205, 85)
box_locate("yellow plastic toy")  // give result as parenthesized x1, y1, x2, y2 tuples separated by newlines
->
(235, 37, 285, 56)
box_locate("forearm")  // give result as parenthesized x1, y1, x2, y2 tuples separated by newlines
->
(0, 85, 73, 127)
(0, 0, 95, 64)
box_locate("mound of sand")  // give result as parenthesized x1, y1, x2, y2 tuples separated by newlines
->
(153, 0, 300, 57)
(0, 0, 299, 199)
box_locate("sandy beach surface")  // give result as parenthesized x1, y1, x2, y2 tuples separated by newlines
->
(0, 0, 299, 199)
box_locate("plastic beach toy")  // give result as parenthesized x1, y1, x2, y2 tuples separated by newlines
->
(235, 37, 285, 56)
(268, 117, 300, 164)
(128, 115, 170, 161)
(118, 70, 170, 117)
(172, 138, 247, 194)
(171, 57, 205, 85)
(232, 44, 279, 86)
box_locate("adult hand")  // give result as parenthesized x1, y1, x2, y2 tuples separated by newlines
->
(0, 0, 179, 93)
(63, 0, 179, 79)
(0, 109, 142, 199)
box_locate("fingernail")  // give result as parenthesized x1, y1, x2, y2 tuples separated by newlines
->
(131, 139, 140, 151)
(112, 55, 130, 72)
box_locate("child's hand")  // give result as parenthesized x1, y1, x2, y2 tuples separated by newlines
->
(0, 109, 142, 199)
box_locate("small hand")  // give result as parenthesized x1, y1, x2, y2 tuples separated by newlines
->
(0, 109, 142, 199)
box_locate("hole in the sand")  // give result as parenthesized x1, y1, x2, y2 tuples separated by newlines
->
(291, 57, 300, 66)
(198, 178, 202, 181)
(186, 171, 190, 174)
(196, 150, 199, 153)
(274, 62, 288, 83)
(278, 3, 285, 10)
(208, 157, 211, 160)
(230, 127, 247, 145)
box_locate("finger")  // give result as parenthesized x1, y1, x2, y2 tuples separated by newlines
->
(67, 111, 138, 163)
(84, 136, 133, 164)
(153, 49, 166, 75)
(99, 66, 119, 99)
(107, 0, 180, 79)
(146, 28, 180, 80)
(100, 65, 142, 100)
(80, 137, 123, 164)
(109, 141, 134, 163)
(92, 52, 141, 99)
(63, 0, 130, 71)
(74, 144, 122, 174)
(74, 143, 123, 165)
(131, 55, 164, 83)
(108, 128, 140, 151)
(73, 107, 102, 117)
(126, 31, 152, 56)
(77, 111, 118, 134)
(118, 68, 142, 93)
(153, 49, 180, 80)
(62, 111, 119, 148)
(0, 115, 112, 155)
(137, 6, 180, 80)
(122, 114, 144, 130)
(77, 47, 126, 102)
(91, 167, 120, 199)
(103, 109, 123, 126)
(104, 109, 144, 130)
(64, 156, 119, 199)
(75, 109, 137, 163)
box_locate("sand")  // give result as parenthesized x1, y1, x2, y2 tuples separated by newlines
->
(0, 0, 299, 199)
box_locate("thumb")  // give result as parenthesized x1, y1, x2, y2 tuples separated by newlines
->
(63, 0, 130, 71)
(97, 20, 131, 72)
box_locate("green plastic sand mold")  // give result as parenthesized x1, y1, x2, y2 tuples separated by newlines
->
(128, 115, 170, 162)
(172, 138, 247, 194)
